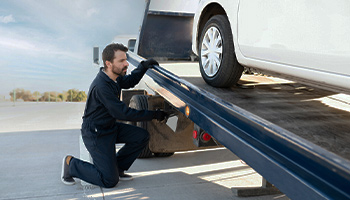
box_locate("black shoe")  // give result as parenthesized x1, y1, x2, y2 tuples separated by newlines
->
(61, 155, 75, 185)
(119, 171, 133, 181)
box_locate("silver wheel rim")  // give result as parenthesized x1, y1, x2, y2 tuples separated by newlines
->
(201, 26, 223, 77)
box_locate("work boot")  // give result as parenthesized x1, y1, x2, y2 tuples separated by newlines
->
(61, 155, 75, 185)
(119, 170, 133, 181)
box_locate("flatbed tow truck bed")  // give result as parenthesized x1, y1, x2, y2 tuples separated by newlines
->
(127, 54, 350, 199)
(183, 73, 350, 161)
(160, 61, 350, 161)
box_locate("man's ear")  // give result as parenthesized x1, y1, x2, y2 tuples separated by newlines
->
(105, 61, 112, 69)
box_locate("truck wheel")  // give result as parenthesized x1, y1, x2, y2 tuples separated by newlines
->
(129, 95, 153, 158)
(199, 15, 243, 87)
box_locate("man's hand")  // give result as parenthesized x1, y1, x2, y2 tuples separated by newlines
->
(153, 109, 168, 122)
(141, 58, 159, 69)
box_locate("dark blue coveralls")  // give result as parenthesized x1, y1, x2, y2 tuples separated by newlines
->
(69, 64, 156, 188)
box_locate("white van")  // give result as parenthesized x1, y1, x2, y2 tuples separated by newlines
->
(192, 0, 350, 91)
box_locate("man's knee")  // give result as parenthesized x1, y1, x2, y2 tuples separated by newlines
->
(97, 163, 120, 188)
(102, 177, 119, 188)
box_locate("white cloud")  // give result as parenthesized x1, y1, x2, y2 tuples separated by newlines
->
(0, 36, 35, 50)
(0, 33, 86, 62)
(0, 14, 15, 23)
(86, 8, 99, 17)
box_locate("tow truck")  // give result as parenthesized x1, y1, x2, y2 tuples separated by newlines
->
(90, 1, 350, 199)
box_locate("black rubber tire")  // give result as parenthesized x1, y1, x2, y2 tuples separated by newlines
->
(129, 95, 153, 158)
(154, 152, 175, 157)
(199, 15, 243, 87)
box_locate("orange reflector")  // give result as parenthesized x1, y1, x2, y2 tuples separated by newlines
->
(185, 106, 190, 117)
(202, 133, 211, 141)
(193, 130, 198, 139)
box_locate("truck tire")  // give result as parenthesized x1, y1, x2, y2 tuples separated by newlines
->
(129, 95, 153, 158)
(199, 15, 243, 87)
(129, 95, 175, 158)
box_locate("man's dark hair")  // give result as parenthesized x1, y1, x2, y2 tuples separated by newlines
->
(102, 43, 128, 70)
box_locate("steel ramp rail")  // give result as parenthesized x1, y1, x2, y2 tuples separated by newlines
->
(127, 52, 350, 200)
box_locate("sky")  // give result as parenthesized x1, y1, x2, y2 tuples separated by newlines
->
(0, 0, 145, 98)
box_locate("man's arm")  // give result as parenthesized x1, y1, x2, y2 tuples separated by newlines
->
(119, 58, 159, 89)
(95, 84, 166, 122)
(95, 84, 153, 121)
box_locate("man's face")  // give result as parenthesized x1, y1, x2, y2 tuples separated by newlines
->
(108, 50, 129, 77)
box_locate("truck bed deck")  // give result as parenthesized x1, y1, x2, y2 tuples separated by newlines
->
(159, 61, 350, 161)
(182, 74, 350, 161)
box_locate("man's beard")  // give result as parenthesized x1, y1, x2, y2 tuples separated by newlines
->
(113, 66, 127, 76)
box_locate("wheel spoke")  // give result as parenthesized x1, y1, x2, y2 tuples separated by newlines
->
(209, 58, 214, 75)
(215, 36, 222, 48)
(214, 32, 222, 52)
(202, 38, 210, 50)
(213, 51, 219, 61)
(202, 57, 209, 70)
(201, 49, 210, 56)
(214, 29, 219, 41)
(215, 46, 222, 54)
(213, 56, 220, 70)
(209, 28, 214, 43)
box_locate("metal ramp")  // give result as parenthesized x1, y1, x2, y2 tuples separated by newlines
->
(127, 52, 350, 200)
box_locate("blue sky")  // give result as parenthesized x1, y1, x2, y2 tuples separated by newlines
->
(0, 0, 145, 98)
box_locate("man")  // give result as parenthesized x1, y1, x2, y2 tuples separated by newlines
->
(61, 43, 167, 188)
